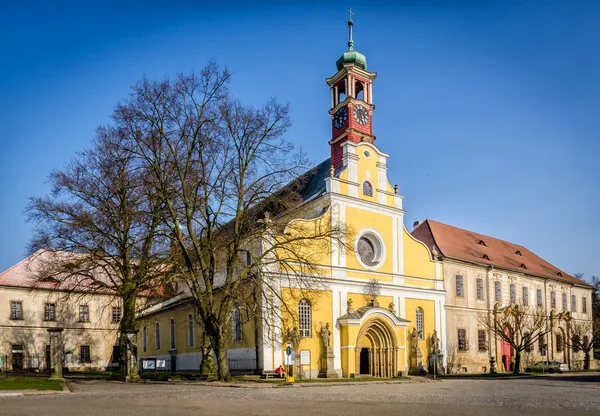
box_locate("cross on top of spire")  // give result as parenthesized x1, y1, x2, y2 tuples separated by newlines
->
(347, 8, 355, 50)
(347, 8, 354, 21)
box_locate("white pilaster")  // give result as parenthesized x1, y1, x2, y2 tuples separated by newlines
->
(333, 290, 341, 370)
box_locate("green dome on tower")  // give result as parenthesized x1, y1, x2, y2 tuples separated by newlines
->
(336, 48, 367, 71)
(336, 13, 367, 71)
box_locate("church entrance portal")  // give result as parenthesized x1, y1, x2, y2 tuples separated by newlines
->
(355, 318, 398, 377)
(359, 347, 370, 374)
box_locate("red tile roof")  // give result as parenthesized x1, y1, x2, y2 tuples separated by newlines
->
(0, 250, 114, 293)
(411, 219, 592, 288)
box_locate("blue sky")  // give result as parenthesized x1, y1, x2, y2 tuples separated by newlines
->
(1, 1, 598, 279)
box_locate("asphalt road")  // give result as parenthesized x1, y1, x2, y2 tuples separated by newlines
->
(1, 373, 599, 416)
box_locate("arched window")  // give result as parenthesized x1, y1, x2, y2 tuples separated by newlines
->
(299, 299, 312, 338)
(187, 314, 194, 347)
(170, 318, 176, 350)
(355, 81, 364, 101)
(232, 306, 242, 342)
(362, 181, 373, 197)
(556, 333, 563, 353)
(155, 322, 161, 351)
(416, 307, 424, 339)
(142, 326, 147, 353)
(524, 332, 532, 352)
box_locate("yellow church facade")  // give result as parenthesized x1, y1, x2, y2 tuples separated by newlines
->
(138, 18, 447, 378)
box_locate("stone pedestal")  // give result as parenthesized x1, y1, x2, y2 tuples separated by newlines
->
(409, 349, 425, 375)
(318, 347, 338, 378)
(125, 331, 140, 382)
(428, 353, 445, 375)
(47, 328, 64, 380)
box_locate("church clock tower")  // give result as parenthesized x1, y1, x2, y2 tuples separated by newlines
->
(326, 11, 377, 168)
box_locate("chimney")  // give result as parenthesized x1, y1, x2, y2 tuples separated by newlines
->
(413, 219, 422, 230)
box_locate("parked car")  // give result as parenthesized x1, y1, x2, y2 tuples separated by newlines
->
(525, 360, 569, 373)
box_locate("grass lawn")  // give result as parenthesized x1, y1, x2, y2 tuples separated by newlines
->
(0, 378, 64, 391)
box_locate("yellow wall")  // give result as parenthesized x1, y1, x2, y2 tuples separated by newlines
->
(404, 298, 436, 368)
(279, 288, 332, 373)
(345, 207, 393, 275)
(138, 299, 256, 357)
(277, 208, 333, 269)
(403, 226, 437, 279)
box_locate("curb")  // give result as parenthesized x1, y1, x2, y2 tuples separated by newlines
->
(141, 377, 430, 388)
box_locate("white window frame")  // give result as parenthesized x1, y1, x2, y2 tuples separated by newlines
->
(416, 307, 424, 339)
(299, 299, 312, 338)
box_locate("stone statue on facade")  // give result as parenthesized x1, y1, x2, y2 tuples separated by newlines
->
(320, 323, 331, 348)
(287, 326, 301, 351)
(431, 330, 440, 354)
(411, 328, 419, 354)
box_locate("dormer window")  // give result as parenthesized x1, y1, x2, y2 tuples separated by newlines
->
(515, 250, 522, 256)
(362, 181, 373, 197)
(478, 240, 486, 246)
(483, 254, 490, 260)
(520, 263, 527, 269)
(557, 272, 563, 277)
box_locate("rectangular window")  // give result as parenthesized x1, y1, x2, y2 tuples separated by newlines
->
(562, 293, 567, 311)
(457, 329, 467, 352)
(582, 297, 587, 313)
(522, 287, 529, 306)
(478, 330, 487, 351)
(571, 295, 577, 312)
(455, 275, 464, 297)
(80, 345, 91, 363)
(79, 305, 89, 322)
(510, 284, 516, 304)
(495, 282, 501, 302)
(537, 289, 543, 307)
(551, 291, 556, 309)
(10, 301, 23, 320)
(112, 307, 122, 323)
(476, 279, 484, 300)
(45, 303, 56, 321)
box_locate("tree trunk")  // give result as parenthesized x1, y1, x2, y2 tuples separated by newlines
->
(584, 351, 590, 370)
(120, 292, 139, 381)
(212, 333, 231, 381)
(205, 315, 231, 381)
(513, 350, 521, 375)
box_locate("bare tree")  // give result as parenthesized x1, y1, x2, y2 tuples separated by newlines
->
(478, 304, 549, 374)
(565, 318, 598, 370)
(114, 63, 346, 381)
(27, 129, 170, 381)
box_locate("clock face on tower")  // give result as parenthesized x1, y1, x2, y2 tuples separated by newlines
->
(353, 104, 369, 125)
(334, 107, 348, 128)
